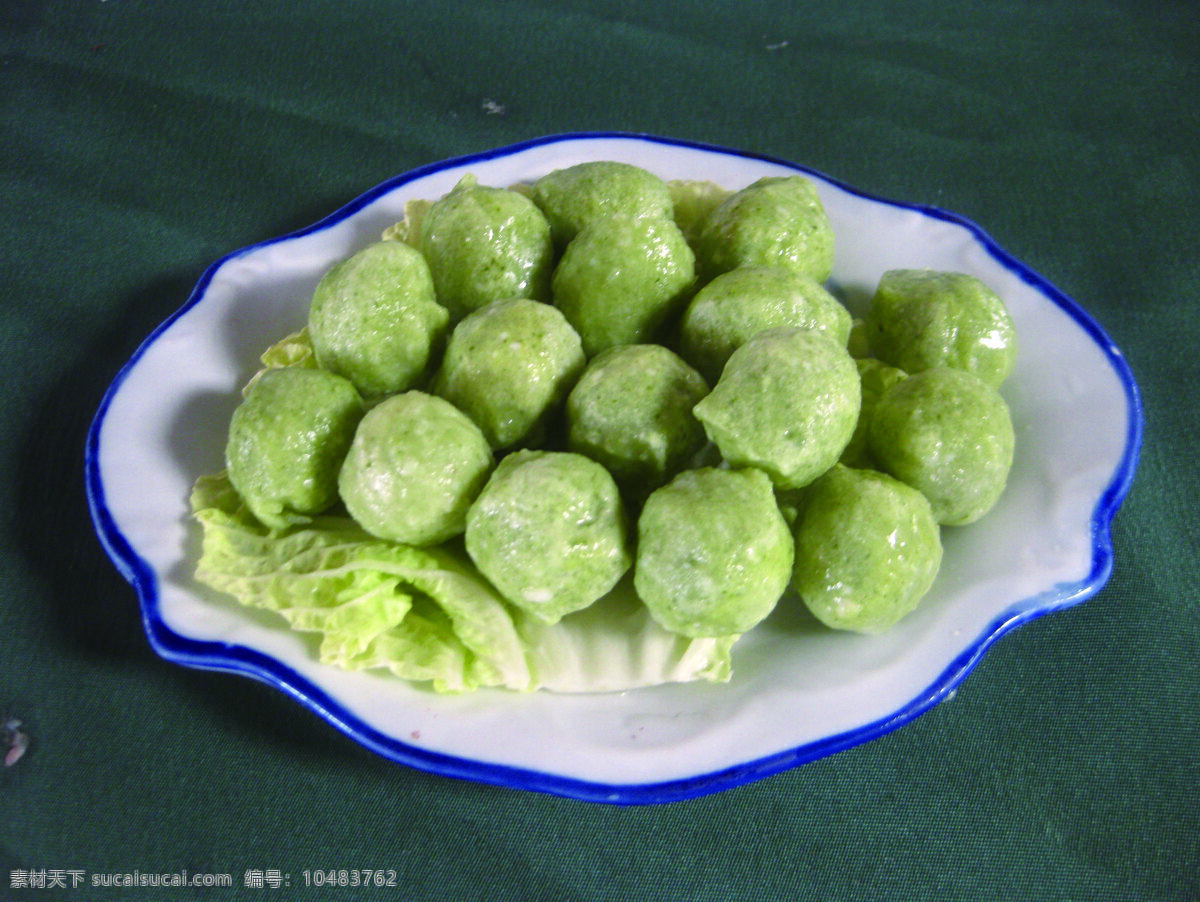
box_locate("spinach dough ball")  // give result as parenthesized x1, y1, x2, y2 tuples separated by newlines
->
(868, 367, 1015, 526)
(668, 179, 732, 248)
(420, 176, 555, 322)
(865, 269, 1017, 388)
(635, 467, 793, 638)
(793, 464, 943, 634)
(839, 358, 909, 469)
(465, 451, 632, 624)
(225, 367, 364, 530)
(678, 265, 852, 384)
(846, 317, 872, 359)
(566, 344, 709, 494)
(551, 213, 696, 357)
(338, 391, 494, 546)
(433, 298, 585, 450)
(696, 175, 835, 283)
(531, 160, 673, 248)
(308, 240, 449, 398)
(693, 327, 861, 490)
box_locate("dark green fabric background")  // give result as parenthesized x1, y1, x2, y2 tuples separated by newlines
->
(3, 1, 1197, 899)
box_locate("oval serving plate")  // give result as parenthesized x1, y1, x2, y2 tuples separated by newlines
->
(86, 133, 1142, 804)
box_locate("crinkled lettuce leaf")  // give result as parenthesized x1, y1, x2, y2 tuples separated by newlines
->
(381, 198, 435, 247)
(190, 472, 737, 694)
(240, 327, 319, 398)
(516, 586, 738, 692)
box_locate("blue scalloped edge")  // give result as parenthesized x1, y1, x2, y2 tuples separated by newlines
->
(84, 132, 1144, 805)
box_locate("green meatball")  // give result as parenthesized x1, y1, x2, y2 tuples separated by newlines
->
(433, 298, 585, 450)
(531, 160, 673, 248)
(308, 241, 449, 398)
(225, 367, 364, 530)
(551, 213, 696, 357)
(839, 358, 909, 469)
(420, 176, 555, 322)
(867, 367, 1015, 525)
(338, 392, 494, 546)
(847, 317, 872, 359)
(668, 179, 731, 248)
(865, 269, 1017, 387)
(464, 450, 632, 623)
(566, 344, 709, 494)
(634, 467, 793, 638)
(695, 175, 835, 282)
(678, 265, 852, 384)
(793, 464, 943, 634)
(692, 327, 861, 490)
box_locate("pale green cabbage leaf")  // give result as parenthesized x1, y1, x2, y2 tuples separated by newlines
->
(190, 472, 737, 694)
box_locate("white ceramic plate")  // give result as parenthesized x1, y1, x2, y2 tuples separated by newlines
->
(86, 133, 1142, 804)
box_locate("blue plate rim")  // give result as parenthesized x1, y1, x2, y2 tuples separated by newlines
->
(84, 131, 1144, 805)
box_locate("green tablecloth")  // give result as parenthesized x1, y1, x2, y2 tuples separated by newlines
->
(3, 1, 1196, 898)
